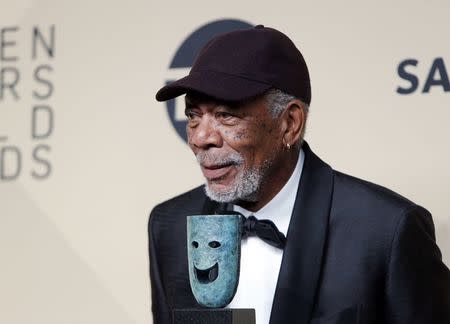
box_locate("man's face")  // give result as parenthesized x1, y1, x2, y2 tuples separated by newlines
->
(185, 92, 284, 203)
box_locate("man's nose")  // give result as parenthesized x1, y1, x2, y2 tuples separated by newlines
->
(188, 116, 222, 150)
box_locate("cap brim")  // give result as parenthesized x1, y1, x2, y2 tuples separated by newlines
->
(156, 70, 272, 102)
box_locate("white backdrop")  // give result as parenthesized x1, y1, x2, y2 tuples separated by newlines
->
(1, 1, 449, 323)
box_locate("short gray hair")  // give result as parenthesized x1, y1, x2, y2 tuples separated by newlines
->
(264, 88, 309, 148)
(265, 88, 309, 118)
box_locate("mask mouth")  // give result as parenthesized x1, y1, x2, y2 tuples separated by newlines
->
(194, 262, 219, 284)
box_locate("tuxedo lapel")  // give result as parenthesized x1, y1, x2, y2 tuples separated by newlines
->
(269, 143, 334, 324)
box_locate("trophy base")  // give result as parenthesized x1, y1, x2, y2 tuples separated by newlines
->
(173, 308, 255, 324)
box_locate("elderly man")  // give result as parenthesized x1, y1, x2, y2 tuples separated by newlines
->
(149, 25, 450, 324)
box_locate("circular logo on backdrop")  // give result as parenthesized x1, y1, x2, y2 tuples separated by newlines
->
(163, 19, 253, 143)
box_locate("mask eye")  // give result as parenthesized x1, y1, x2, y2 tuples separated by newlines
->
(208, 241, 221, 248)
(192, 241, 199, 248)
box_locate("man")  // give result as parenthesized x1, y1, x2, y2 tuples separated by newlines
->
(149, 25, 450, 324)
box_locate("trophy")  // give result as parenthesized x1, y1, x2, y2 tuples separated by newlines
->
(173, 214, 255, 324)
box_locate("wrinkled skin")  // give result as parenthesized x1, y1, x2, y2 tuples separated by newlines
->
(185, 91, 305, 211)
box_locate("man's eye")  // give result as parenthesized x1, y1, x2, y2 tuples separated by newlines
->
(185, 110, 201, 125)
(216, 112, 232, 118)
(185, 111, 195, 119)
(216, 112, 237, 123)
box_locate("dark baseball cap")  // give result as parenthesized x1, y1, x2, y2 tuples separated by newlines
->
(156, 25, 311, 104)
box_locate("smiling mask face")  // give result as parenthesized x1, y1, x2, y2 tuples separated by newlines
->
(187, 215, 241, 308)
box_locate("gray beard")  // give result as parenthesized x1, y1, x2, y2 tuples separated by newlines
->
(204, 166, 263, 203)
(196, 151, 272, 203)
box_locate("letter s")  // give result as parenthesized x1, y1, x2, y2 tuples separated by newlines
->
(397, 59, 419, 95)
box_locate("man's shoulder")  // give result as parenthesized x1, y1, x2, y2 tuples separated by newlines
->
(305, 143, 418, 213)
(330, 170, 429, 226)
(326, 170, 436, 259)
(332, 170, 415, 209)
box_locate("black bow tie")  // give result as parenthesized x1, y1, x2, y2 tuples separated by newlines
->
(241, 214, 287, 249)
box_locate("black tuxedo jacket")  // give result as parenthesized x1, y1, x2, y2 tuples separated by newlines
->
(148, 143, 450, 324)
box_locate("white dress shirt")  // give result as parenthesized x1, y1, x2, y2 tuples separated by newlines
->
(227, 149, 305, 324)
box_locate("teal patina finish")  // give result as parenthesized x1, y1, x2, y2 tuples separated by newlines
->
(187, 214, 242, 308)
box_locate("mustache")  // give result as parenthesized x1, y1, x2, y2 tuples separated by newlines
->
(196, 151, 244, 167)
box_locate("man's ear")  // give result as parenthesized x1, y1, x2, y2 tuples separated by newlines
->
(280, 99, 307, 146)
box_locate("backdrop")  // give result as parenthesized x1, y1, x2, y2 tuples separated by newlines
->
(1, 1, 449, 323)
